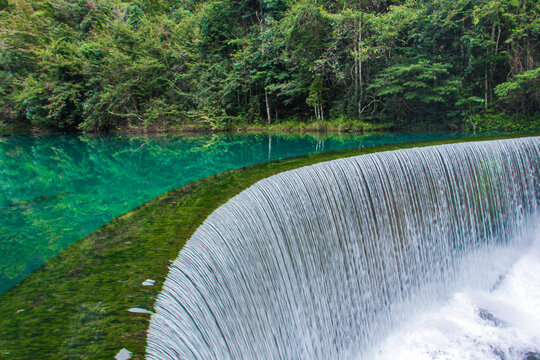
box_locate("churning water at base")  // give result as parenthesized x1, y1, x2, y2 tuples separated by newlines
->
(373, 227, 540, 360)
(147, 137, 540, 359)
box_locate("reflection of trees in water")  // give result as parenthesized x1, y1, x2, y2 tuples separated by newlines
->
(0, 133, 302, 293)
(0, 131, 457, 294)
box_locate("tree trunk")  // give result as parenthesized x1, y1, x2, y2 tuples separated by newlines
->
(258, 4, 271, 125)
(485, 66, 489, 110)
(357, 14, 363, 120)
(265, 88, 271, 124)
(354, 31, 359, 119)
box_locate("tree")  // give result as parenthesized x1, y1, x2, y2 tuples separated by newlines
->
(368, 59, 458, 123)
(0, 0, 538, 131)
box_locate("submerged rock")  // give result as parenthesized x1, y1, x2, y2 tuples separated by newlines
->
(114, 348, 132, 360)
(478, 308, 505, 327)
(142, 279, 155, 286)
(128, 307, 153, 314)
(523, 352, 540, 360)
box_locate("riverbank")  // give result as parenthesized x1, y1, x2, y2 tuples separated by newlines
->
(4, 114, 539, 136)
(0, 133, 536, 359)
(0, 118, 401, 135)
(140, 118, 397, 134)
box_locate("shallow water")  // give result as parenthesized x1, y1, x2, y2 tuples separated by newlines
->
(0, 131, 463, 294)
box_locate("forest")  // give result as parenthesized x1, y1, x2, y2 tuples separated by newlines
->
(0, 0, 538, 132)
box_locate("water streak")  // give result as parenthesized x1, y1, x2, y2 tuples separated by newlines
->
(147, 138, 540, 359)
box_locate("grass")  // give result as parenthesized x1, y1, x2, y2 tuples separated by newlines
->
(0, 133, 536, 359)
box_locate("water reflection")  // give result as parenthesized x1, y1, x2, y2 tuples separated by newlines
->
(0, 131, 463, 294)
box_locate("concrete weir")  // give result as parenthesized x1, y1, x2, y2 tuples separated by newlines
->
(147, 138, 540, 359)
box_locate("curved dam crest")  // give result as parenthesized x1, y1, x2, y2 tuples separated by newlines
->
(147, 137, 540, 359)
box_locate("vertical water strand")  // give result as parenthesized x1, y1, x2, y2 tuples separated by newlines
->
(147, 137, 540, 360)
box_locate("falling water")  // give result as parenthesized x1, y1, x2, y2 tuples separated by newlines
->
(147, 137, 540, 359)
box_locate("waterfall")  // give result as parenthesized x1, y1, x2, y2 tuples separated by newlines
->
(146, 137, 540, 359)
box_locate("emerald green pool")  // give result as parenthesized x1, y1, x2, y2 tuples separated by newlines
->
(0, 132, 468, 294)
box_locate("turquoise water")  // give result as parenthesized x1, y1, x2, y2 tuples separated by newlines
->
(0, 132, 465, 294)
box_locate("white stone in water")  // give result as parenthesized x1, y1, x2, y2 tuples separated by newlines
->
(114, 348, 132, 360)
(128, 307, 153, 314)
(142, 279, 155, 286)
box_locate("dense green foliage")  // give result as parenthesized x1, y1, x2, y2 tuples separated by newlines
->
(0, 0, 538, 131)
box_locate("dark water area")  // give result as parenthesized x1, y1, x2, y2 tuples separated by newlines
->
(0, 131, 466, 294)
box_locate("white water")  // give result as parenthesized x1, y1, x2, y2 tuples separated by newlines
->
(147, 137, 540, 359)
(374, 227, 540, 360)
